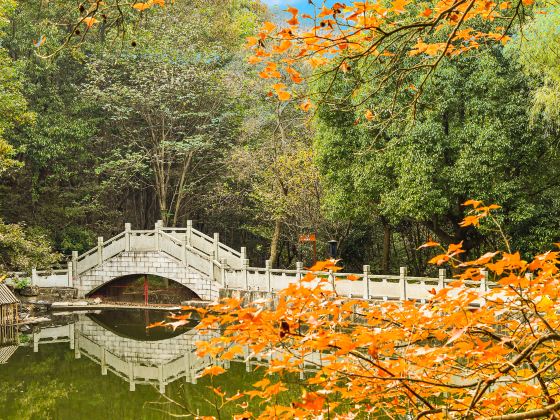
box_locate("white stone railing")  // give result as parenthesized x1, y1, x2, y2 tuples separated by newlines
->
(61, 221, 246, 286)
(32, 321, 213, 393)
(6, 219, 491, 302)
(6, 267, 73, 288)
(220, 264, 489, 302)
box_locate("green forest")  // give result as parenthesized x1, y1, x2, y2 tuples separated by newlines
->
(1, 0, 559, 275)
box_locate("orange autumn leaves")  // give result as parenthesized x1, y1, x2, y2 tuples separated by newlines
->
(188, 235, 560, 418)
(248, 0, 533, 119)
(79, 1, 166, 29)
(419, 200, 501, 267)
(146, 199, 560, 418)
(132, 0, 166, 12)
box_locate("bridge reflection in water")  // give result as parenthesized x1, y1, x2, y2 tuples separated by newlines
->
(31, 310, 217, 394)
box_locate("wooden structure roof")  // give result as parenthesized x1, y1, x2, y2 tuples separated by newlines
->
(0, 284, 19, 326)
(0, 284, 18, 305)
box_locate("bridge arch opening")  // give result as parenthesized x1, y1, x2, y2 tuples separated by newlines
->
(87, 274, 201, 304)
(87, 309, 199, 341)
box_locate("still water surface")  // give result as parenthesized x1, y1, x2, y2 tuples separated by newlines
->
(0, 310, 273, 419)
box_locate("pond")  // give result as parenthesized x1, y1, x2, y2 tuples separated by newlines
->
(0, 309, 290, 419)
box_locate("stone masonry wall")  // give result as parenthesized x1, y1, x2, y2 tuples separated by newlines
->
(77, 251, 218, 301)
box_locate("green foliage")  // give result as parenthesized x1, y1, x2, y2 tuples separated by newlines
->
(13, 276, 30, 289)
(315, 47, 560, 261)
(0, 0, 32, 174)
(83, 2, 254, 227)
(514, 4, 560, 124)
(0, 219, 60, 272)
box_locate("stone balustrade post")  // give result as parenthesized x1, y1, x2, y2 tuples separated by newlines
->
(69, 324, 74, 350)
(154, 221, 161, 251)
(363, 265, 370, 299)
(158, 365, 165, 394)
(209, 251, 215, 280)
(296, 262, 303, 281)
(101, 348, 107, 375)
(97, 237, 104, 265)
(480, 269, 489, 307)
(72, 251, 78, 285)
(213, 233, 220, 259)
(244, 345, 251, 372)
(124, 223, 131, 251)
(399, 266, 407, 301)
(186, 220, 193, 246)
(67, 261, 73, 287)
(128, 362, 135, 391)
(182, 235, 188, 266)
(243, 258, 250, 290)
(74, 329, 81, 359)
(438, 268, 446, 289)
(31, 267, 37, 286)
(183, 353, 191, 383)
(219, 258, 227, 286)
(265, 260, 272, 292)
(328, 269, 335, 294)
(240, 246, 246, 261)
(480, 269, 488, 293)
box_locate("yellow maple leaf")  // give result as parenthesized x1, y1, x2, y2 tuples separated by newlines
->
(83, 17, 99, 27)
(133, 3, 151, 11)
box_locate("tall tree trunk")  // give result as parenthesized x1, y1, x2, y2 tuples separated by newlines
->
(269, 218, 282, 268)
(152, 147, 169, 226)
(171, 151, 193, 227)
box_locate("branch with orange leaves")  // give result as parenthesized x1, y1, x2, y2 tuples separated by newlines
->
(248, 0, 535, 123)
(32, 0, 167, 59)
(149, 200, 560, 418)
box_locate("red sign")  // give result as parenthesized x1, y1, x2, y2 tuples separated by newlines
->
(299, 234, 316, 242)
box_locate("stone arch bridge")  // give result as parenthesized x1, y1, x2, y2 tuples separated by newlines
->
(9, 221, 489, 302)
